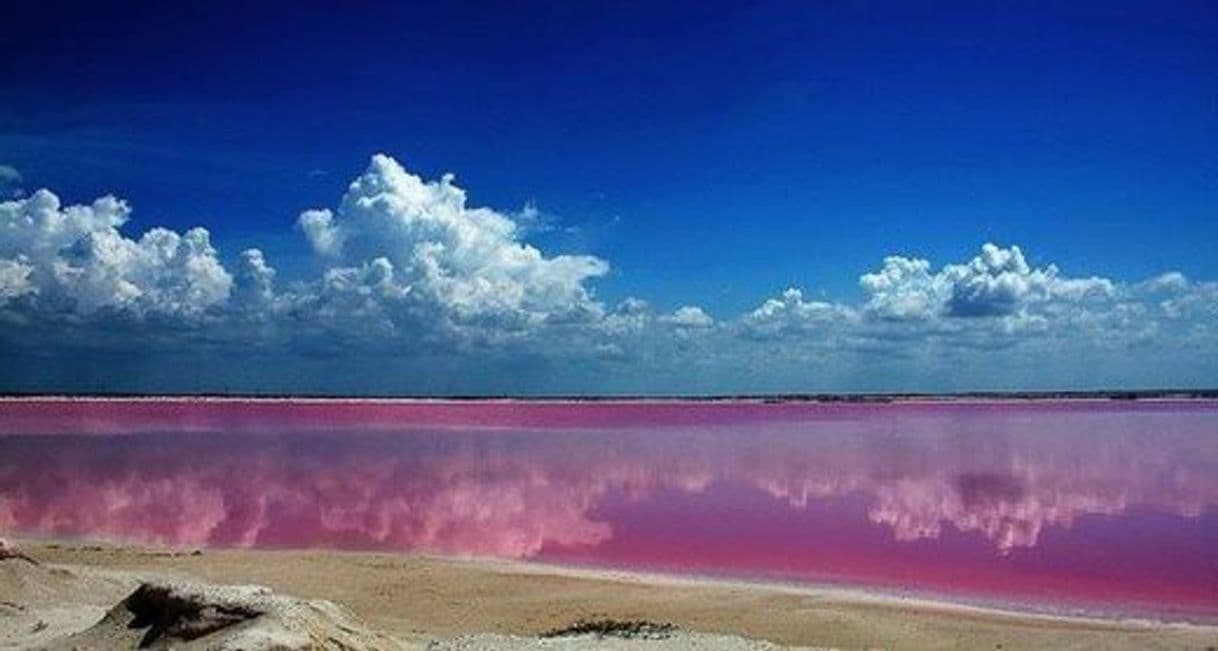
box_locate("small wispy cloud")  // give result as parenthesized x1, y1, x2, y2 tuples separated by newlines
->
(0, 165, 22, 198)
(512, 201, 558, 236)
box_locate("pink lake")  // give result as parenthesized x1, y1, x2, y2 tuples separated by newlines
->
(1, 399, 1216, 620)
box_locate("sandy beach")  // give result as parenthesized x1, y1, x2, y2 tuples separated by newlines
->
(3, 539, 1215, 650)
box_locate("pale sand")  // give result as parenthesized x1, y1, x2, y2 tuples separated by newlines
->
(5, 540, 1217, 650)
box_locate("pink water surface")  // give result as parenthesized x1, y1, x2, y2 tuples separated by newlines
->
(1, 399, 1215, 619)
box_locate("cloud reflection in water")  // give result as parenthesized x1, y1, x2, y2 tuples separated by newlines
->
(1, 402, 1215, 615)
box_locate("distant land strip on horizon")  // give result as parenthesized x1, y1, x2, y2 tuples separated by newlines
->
(1, 390, 1216, 402)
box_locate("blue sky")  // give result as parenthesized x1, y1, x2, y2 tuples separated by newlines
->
(1, 1, 1215, 394)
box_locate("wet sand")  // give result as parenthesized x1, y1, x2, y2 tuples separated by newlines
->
(5, 540, 1216, 650)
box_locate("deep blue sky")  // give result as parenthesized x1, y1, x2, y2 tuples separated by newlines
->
(3, 1, 1214, 318)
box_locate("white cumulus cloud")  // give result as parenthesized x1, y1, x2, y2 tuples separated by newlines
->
(297, 154, 609, 329)
(661, 305, 714, 328)
(860, 243, 1114, 320)
(0, 257, 34, 303)
(859, 255, 941, 320)
(0, 189, 232, 317)
(232, 248, 276, 310)
(742, 288, 855, 339)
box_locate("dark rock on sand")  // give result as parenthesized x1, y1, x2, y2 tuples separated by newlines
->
(45, 579, 404, 650)
(0, 537, 38, 565)
(542, 619, 678, 640)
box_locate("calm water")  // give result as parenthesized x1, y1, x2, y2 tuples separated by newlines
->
(1, 399, 1216, 619)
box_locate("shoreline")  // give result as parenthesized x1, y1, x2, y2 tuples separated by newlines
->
(7, 539, 1217, 649)
(19, 537, 1218, 627)
(401, 551, 1218, 628)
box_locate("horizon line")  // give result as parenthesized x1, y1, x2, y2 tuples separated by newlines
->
(2, 389, 1216, 403)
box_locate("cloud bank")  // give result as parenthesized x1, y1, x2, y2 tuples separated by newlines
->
(0, 154, 1215, 393)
